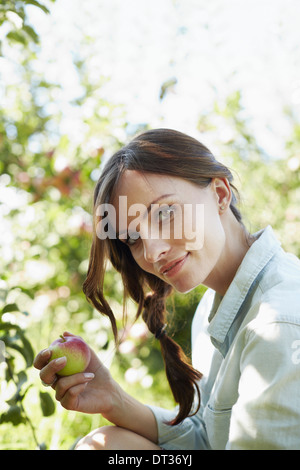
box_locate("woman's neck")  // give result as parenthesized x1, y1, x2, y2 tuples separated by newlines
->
(204, 215, 255, 297)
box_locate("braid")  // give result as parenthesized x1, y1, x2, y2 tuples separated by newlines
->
(142, 288, 202, 426)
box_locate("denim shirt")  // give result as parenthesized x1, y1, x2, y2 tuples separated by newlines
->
(147, 226, 300, 450)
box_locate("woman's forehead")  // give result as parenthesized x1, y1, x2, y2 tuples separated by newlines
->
(108, 171, 181, 236)
(112, 170, 179, 203)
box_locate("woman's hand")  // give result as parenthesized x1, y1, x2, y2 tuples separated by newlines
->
(33, 332, 120, 416)
(34, 332, 159, 443)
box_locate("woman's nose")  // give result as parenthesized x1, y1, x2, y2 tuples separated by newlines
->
(143, 237, 170, 264)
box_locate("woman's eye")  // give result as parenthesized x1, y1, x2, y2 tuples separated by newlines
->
(157, 205, 175, 222)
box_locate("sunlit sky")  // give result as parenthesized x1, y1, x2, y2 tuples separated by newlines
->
(7, 0, 300, 158)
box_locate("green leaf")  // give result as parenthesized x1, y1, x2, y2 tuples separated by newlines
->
(6, 30, 27, 45)
(23, 24, 39, 43)
(0, 321, 21, 335)
(1, 303, 19, 314)
(0, 405, 26, 426)
(39, 391, 56, 416)
(7, 339, 34, 368)
(6, 372, 29, 406)
(23, 0, 50, 15)
(19, 333, 35, 367)
(0, 326, 35, 367)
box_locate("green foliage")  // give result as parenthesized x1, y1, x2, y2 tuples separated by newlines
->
(0, 290, 55, 448)
(196, 90, 300, 257)
(0, 0, 53, 53)
(1, 0, 300, 450)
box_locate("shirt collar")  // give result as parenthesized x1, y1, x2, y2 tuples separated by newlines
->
(207, 226, 282, 344)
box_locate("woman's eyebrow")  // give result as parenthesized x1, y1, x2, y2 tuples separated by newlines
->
(146, 193, 176, 213)
(116, 193, 176, 239)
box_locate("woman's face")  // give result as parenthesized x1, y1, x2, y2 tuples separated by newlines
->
(110, 170, 228, 293)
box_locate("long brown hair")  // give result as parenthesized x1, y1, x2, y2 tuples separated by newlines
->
(83, 128, 242, 425)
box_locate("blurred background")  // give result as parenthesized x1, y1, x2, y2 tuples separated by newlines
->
(0, 0, 299, 449)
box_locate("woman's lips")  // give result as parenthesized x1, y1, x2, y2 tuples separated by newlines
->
(159, 253, 189, 278)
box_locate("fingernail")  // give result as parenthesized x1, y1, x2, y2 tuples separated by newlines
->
(83, 372, 94, 379)
(55, 356, 66, 365)
(41, 349, 51, 356)
(41, 349, 51, 359)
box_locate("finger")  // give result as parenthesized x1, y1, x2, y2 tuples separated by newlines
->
(55, 372, 95, 401)
(39, 356, 67, 386)
(33, 349, 52, 370)
(59, 382, 89, 411)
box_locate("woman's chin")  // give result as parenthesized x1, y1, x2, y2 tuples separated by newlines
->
(171, 278, 203, 294)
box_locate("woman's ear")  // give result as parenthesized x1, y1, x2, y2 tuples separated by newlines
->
(211, 178, 232, 213)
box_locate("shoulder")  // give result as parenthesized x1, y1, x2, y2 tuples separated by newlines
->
(261, 244, 300, 290)
(238, 251, 300, 368)
(244, 256, 300, 346)
(234, 244, 300, 348)
(256, 246, 300, 322)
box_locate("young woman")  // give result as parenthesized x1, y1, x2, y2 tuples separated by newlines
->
(34, 128, 300, 450)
